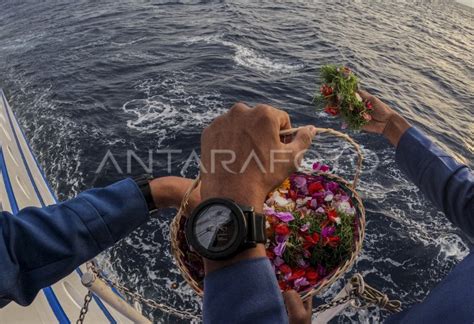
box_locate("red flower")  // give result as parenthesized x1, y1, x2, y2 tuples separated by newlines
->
(306, 268, 319, 281)
(266, 250, 275, 259)
(303, 232, 320, 249)
(279, 264, 292, 274)
(324, 105, 339, 116)
(365, 100, 373, 110)
(278, 280, 289, 291)
(327, 209, 338, 223)
(288, 269, 306, 281)
(308, 182, 324, 194)
(323, 236, 341, 248)
(275, 223, 290, 236)
(289, 190, 297, 201)
(320, 84, 333, 97)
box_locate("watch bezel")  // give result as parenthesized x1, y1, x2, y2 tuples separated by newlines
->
(185, 198, 247, 260)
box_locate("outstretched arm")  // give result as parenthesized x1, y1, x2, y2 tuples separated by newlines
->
(0, 176, 199, 307)
(360, 91, 474, 238)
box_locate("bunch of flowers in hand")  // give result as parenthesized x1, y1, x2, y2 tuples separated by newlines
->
(265, 163, 357, 293)
(316, 64, 373, 130)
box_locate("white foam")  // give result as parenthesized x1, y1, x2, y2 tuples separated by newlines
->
(186, 35, 304, 74)
(122, 76, 227, 146)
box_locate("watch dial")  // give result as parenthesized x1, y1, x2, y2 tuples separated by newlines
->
(194, 204, 238, 252)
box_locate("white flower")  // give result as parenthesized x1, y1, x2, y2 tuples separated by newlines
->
(272, 191, 289, 206)
(324, 193, 334, 202)
(296, 197, 311, 206)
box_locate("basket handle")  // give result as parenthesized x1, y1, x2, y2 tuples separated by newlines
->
(177, 127, 364, 218)
(280, 127, 363, 189)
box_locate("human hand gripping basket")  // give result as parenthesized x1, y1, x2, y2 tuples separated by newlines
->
(170, 127, 365, 301)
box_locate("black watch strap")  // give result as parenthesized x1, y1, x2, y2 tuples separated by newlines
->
(133, 175, 156, 212)
(254, 213, 266, 243)
(245, 211, 266, 243)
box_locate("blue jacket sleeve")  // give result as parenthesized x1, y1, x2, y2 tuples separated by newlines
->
(203, 257, 288, 324)
(395, 127, 474, 238)
(0, 178, 149, 307)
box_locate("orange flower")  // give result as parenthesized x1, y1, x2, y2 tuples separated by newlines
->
(281, 178, 290, 190)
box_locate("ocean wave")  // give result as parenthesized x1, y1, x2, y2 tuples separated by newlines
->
(122, 76, 227, 146)
(186, 35, 304, 73)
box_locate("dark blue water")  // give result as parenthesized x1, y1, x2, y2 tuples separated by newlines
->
(1, 1, 473, 322)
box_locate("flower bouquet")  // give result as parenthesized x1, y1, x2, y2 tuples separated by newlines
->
(317, 64, 373, 130)
(171, 128, 365, 300)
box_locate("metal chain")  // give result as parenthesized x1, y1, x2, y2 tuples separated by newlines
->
(80, 262, 400, 322)
(86, 261, 200, 320)
(314, 291, 355, 313)
(76, 290, 93, 324)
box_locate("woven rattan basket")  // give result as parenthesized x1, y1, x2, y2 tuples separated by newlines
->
(170, 127, 366, 301)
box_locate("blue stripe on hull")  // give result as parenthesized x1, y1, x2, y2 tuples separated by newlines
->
(0, 148, 18, 213)
(0, 149, 69, 323)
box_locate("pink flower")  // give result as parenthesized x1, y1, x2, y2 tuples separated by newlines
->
(274, 241, 287, 257)
(313, 162, 331, 172)
(294, 277, 310, 289)
(300, 223, 310, 232)
(320, 165, 330, 172)
(321, 226, 335, 238)
(274, 256, 285, 267)
(297, 258, 309, 268)
(275, 212, 294, 223)
(293, 176, 307, 189)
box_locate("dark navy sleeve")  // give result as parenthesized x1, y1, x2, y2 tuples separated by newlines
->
(0, 178, 149, 307)
(395, 127, 474, 238)
(203, 257, 288, 324)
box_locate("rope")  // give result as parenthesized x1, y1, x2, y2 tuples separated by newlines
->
(313, 274, 401, 315)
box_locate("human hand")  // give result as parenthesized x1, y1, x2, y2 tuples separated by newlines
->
(284, 290, 313, 324)
(200, 103, 317, 213)
(358, 90, 411, 146)
(150, 176, 201, 213)
(199, 103, 315, 273)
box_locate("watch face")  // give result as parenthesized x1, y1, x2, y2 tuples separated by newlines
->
(193, 204, 238, 252)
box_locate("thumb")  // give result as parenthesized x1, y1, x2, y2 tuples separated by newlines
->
(283, 290, 307, 321)
(285, 126, 317, 161)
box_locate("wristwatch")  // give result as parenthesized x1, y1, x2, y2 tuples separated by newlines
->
(133, 175, 157, 212)
(185, 198, 266, 260)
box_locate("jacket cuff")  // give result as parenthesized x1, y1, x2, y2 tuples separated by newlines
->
(63, 178, 149, 250)
(203, 257, 287, 323)
(395, 127, 442, 185)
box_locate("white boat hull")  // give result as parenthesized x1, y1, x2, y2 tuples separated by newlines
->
(0, 89, 134, 324)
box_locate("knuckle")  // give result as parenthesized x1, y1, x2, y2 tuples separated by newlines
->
(229, 102, 247, 114)
(255, 104, 272, 116)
